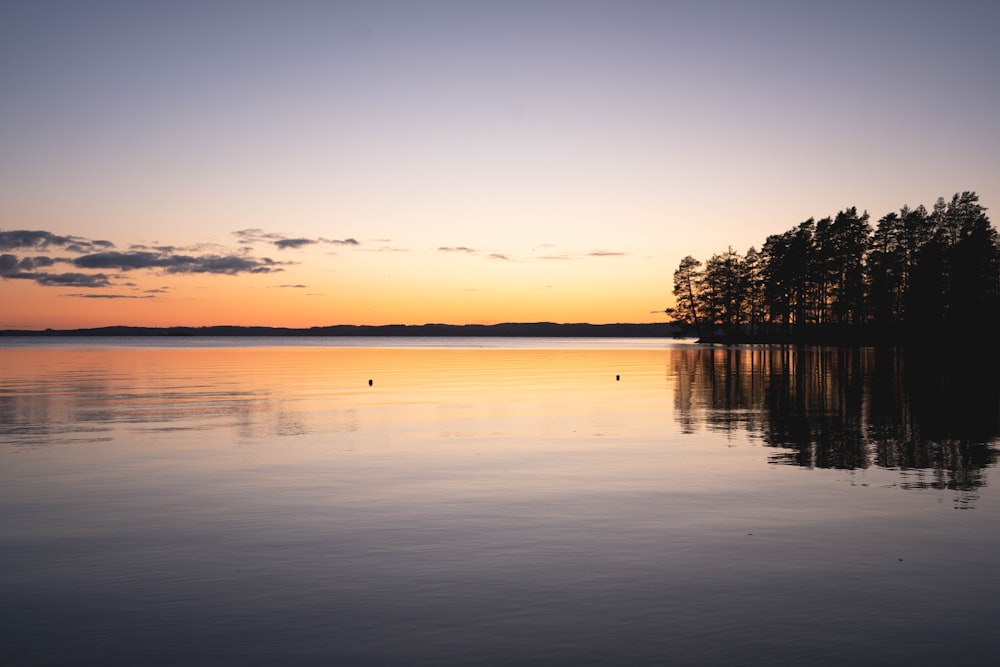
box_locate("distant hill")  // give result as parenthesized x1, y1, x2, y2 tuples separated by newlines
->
(0, 322, 683, 338)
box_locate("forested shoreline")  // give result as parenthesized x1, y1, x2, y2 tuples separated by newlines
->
(668, 192, 1000, 345)
(0, 322, 680, 338)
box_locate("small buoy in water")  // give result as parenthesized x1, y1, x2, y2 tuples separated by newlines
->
(616, 374, 620, 381)
(368, 379, 373, 387)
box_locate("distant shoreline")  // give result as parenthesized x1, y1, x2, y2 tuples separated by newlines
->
(0, 322, 683, 338)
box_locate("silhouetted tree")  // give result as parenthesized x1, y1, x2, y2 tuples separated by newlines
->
(895, 205, 933, 327)
(867, 211, 902, 330)
(945, 192, 1000, 332)
(671, 255, 704, 337)
(811, 216, 834, 323)
(743, 246, 766, 333)
(760, 219, 816, 331)
(827, 207, 871, 325)
(759, 231, 793, 329)
(668, 191, 995, 344)
(703, 247, 746, 331)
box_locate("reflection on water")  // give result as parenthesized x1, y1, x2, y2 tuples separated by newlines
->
(2, 339, 999, 666)
(672, 347, 1000, 501)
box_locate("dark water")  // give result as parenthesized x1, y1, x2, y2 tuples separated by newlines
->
(672, 346, 1000, 506)
(1, 339, 998, 665)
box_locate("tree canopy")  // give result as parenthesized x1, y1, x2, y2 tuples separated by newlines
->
(669, 192, 1000, 344)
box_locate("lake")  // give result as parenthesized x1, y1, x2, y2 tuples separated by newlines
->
(2, 338, 999, 665)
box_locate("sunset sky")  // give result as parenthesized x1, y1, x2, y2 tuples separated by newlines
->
(2, 1, 998, 329)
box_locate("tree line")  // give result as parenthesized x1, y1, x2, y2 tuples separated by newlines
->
(668, 191, 1000, 343)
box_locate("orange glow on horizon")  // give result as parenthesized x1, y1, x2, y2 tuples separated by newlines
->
(1, 243, 672, 329)
(1, 268, 673, 330)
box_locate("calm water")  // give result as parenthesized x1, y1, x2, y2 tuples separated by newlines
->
(2, 338, 999, 666)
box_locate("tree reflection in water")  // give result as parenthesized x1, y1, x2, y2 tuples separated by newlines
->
(671, 346, 1000, 503)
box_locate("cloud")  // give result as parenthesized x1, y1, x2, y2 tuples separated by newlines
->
(4, 229, 306, 298)
(62, 293, 155, 299)
(129, 243, 180, 253)
(73, 251, 167, 270)
(365, 245, 409, 253)
(278, 284, 308, 288)
(16, 256, 59, 270)
(32, 272, 113, 287)
(0, 230, 72, 250)
(438, 245, 515, 260)
(234, 228, 276, 244)
(275, 238, 316, 250)
(177, 255, 283, 274)
(73, 251, 285, 275)
(2, 254, 112, 287)
(0, 230, 113, 253)
(68, 240, 115, 253)
(235, 229, 359, 250)
(536, 250, 627, 260)
(321, 237, 359, 246)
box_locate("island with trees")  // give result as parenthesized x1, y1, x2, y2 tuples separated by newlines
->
(667, 191, 1000, 345)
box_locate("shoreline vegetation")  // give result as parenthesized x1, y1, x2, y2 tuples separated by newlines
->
(668, 191, 1000, 346)
(0, 322, 683, 338)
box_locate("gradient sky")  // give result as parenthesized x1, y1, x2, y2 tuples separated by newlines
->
(2, 0, 998, 329)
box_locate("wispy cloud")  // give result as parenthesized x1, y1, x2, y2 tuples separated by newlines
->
(438, 245, 518, 260)
(23, 272, 113, 288)
(234, 229, 282, 245)
(436, 244, 625, 263)
(538, 249, 627, 260)
(235, 229, 359, 250)
(3, 254, 111, 287)
(274, 238, 316, 250)
(72, 251, 285, 275)
(0, 230, 113, 253)
(1, 228, 297, 291)
(128, 243, 219, 254)
(62, 293, 155, 299)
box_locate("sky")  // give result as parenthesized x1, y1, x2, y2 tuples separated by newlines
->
(2, 0, 998, 329)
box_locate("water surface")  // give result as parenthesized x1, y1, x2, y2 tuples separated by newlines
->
(2, 338, 998, 665)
